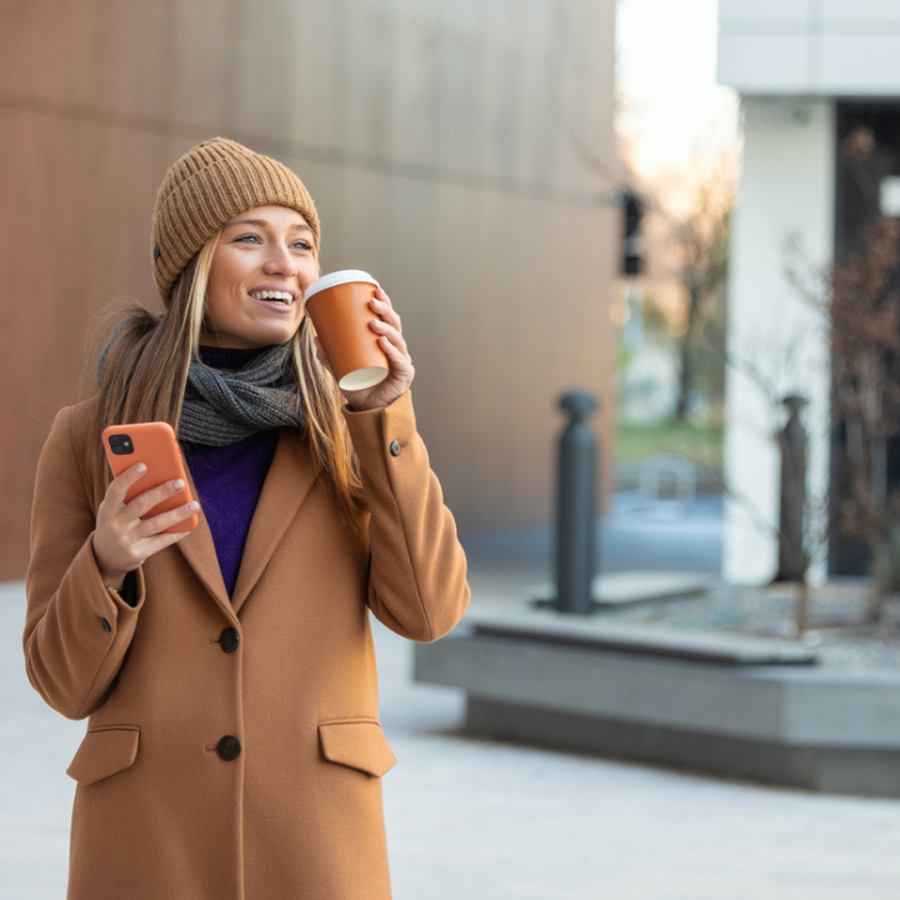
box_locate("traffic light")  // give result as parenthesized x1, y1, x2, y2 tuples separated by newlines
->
(621, 191, 644, 277)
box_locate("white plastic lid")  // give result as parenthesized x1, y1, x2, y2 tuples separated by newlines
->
(302, 269, 379, 309)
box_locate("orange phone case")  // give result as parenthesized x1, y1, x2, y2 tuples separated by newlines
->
(103, 422, 199, 533)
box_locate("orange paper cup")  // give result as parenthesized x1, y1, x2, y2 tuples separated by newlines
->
(303, 270, 389, 391)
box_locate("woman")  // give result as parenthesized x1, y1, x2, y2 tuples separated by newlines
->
(24, 137, 469, 900)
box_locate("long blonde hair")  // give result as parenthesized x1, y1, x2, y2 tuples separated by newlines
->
(89, 232, 366, 530)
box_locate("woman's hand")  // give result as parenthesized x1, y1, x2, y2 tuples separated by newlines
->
(315, 287, 415, 411)
(92, 463, 199, 591)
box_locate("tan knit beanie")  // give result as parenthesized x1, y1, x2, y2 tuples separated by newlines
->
(151, 137, 320, 302)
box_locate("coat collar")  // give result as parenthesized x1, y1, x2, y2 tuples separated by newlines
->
(177, 429, 319, 618)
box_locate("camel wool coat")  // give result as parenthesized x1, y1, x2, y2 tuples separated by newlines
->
(24, 390, 469, 900)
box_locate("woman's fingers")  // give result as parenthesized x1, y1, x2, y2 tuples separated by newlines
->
(335, 288, 415, 411)
(371, 321, 413, 382)
(138, 500, 200, 536)
(379, 333, 410, 366)
(150, 529, 192, 551)
(368, 292, 410, 361)
(94, 472, 199, 588)
(131, 521, 194, 558)
(370, 290, 401, 331)
(126, 479, 190, 520)
(369, 317, 409, 355)
(107, 462, 149, 504)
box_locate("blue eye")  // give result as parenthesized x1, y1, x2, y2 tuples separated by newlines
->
(235, 234, 261, 244)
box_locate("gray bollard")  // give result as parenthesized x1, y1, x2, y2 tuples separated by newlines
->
(554, 391, 600, 615)
(775, 394, 808, 582)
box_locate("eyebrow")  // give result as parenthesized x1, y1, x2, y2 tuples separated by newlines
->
(223, 218, 313, 232)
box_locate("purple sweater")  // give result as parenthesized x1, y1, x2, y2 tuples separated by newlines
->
(182, 346, 281, 597)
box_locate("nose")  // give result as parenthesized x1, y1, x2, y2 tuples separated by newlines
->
(262, 242, 297, 277)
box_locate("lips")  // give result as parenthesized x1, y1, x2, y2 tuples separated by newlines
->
(249, 289, 295, 305)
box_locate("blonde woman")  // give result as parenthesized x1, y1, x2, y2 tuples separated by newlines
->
(24, 138, 469, 900)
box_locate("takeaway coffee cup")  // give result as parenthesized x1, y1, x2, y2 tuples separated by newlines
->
(302, 270, 390, 391)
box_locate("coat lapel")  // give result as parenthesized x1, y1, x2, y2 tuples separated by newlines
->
(176, 488, 234, 622)
(231, 430, 319, 613)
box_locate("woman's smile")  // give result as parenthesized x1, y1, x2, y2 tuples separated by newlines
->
(249, 288, 296, 306)
(202, 204, 318, 349)
(247, 285, 299, 312)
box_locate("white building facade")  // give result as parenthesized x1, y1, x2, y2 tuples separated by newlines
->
(719, 1, 900, 581)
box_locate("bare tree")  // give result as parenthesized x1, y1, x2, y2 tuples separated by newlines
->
(788, 218, 900, 621)
(640, 154, 735, 420)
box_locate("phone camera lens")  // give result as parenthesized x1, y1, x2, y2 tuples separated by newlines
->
(109, 434, 134, 456)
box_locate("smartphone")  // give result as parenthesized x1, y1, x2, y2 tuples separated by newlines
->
(103, 422, 199, 533)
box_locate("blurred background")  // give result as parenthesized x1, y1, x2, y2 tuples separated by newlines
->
(0, 0, 732, 585)
(0, 0, 617, 581)
(7, 1, 900, 593)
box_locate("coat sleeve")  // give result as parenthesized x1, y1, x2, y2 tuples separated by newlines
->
(343, 391, 470, 642)
(23, 405, 146, 720)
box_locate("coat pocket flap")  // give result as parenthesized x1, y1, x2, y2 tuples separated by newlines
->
(66, 726, 140, 786)
(318, 720, 397, 777)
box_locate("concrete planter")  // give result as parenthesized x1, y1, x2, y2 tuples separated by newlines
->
(414, 608, 900, 796)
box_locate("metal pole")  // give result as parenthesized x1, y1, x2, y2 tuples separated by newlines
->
(776, 394, 808, 582)
(554, 391, 600, 615)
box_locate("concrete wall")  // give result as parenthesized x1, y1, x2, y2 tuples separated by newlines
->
(0, 0, 617, 579)
(719, 0, 900, 97)
(415, 614, 900, 796)
(717, 0, 900, 582)
(723, 98, 835, 584)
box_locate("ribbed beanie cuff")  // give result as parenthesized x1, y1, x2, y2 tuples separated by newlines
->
(151, 138, 320, 303)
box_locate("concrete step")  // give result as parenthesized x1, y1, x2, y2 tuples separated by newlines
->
(531, 570, 722, 609)
(466, 606, 819, 666)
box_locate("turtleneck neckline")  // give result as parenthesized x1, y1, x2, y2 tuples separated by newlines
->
(198, 345, 271, 370)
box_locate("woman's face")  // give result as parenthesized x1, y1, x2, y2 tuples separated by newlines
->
(202, 204, 318, 349)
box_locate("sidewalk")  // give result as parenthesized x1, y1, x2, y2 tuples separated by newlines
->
(5, 523, 900, 899)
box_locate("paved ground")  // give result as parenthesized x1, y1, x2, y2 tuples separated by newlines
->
(5, 500, 900, 899)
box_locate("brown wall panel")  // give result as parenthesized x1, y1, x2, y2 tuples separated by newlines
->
(0, 109, 185, 579)
(0, 0, 616, 579)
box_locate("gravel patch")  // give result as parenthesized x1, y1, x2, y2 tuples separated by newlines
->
(603, 581, 900, 672)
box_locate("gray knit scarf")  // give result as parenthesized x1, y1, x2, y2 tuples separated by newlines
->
(98, 326, 304, 446)
(178, 344, 304, 446)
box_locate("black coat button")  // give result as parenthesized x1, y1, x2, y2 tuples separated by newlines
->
(219, 627, 239, 653)
(100, 618, 112, 633)
(217, 736, 241, 761)
(390, 440, 401, 456)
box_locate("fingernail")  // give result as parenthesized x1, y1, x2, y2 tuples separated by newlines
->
(136, 463, 147, 474)
(188, 501, 200, 511)
(173, 479, 185, 490)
